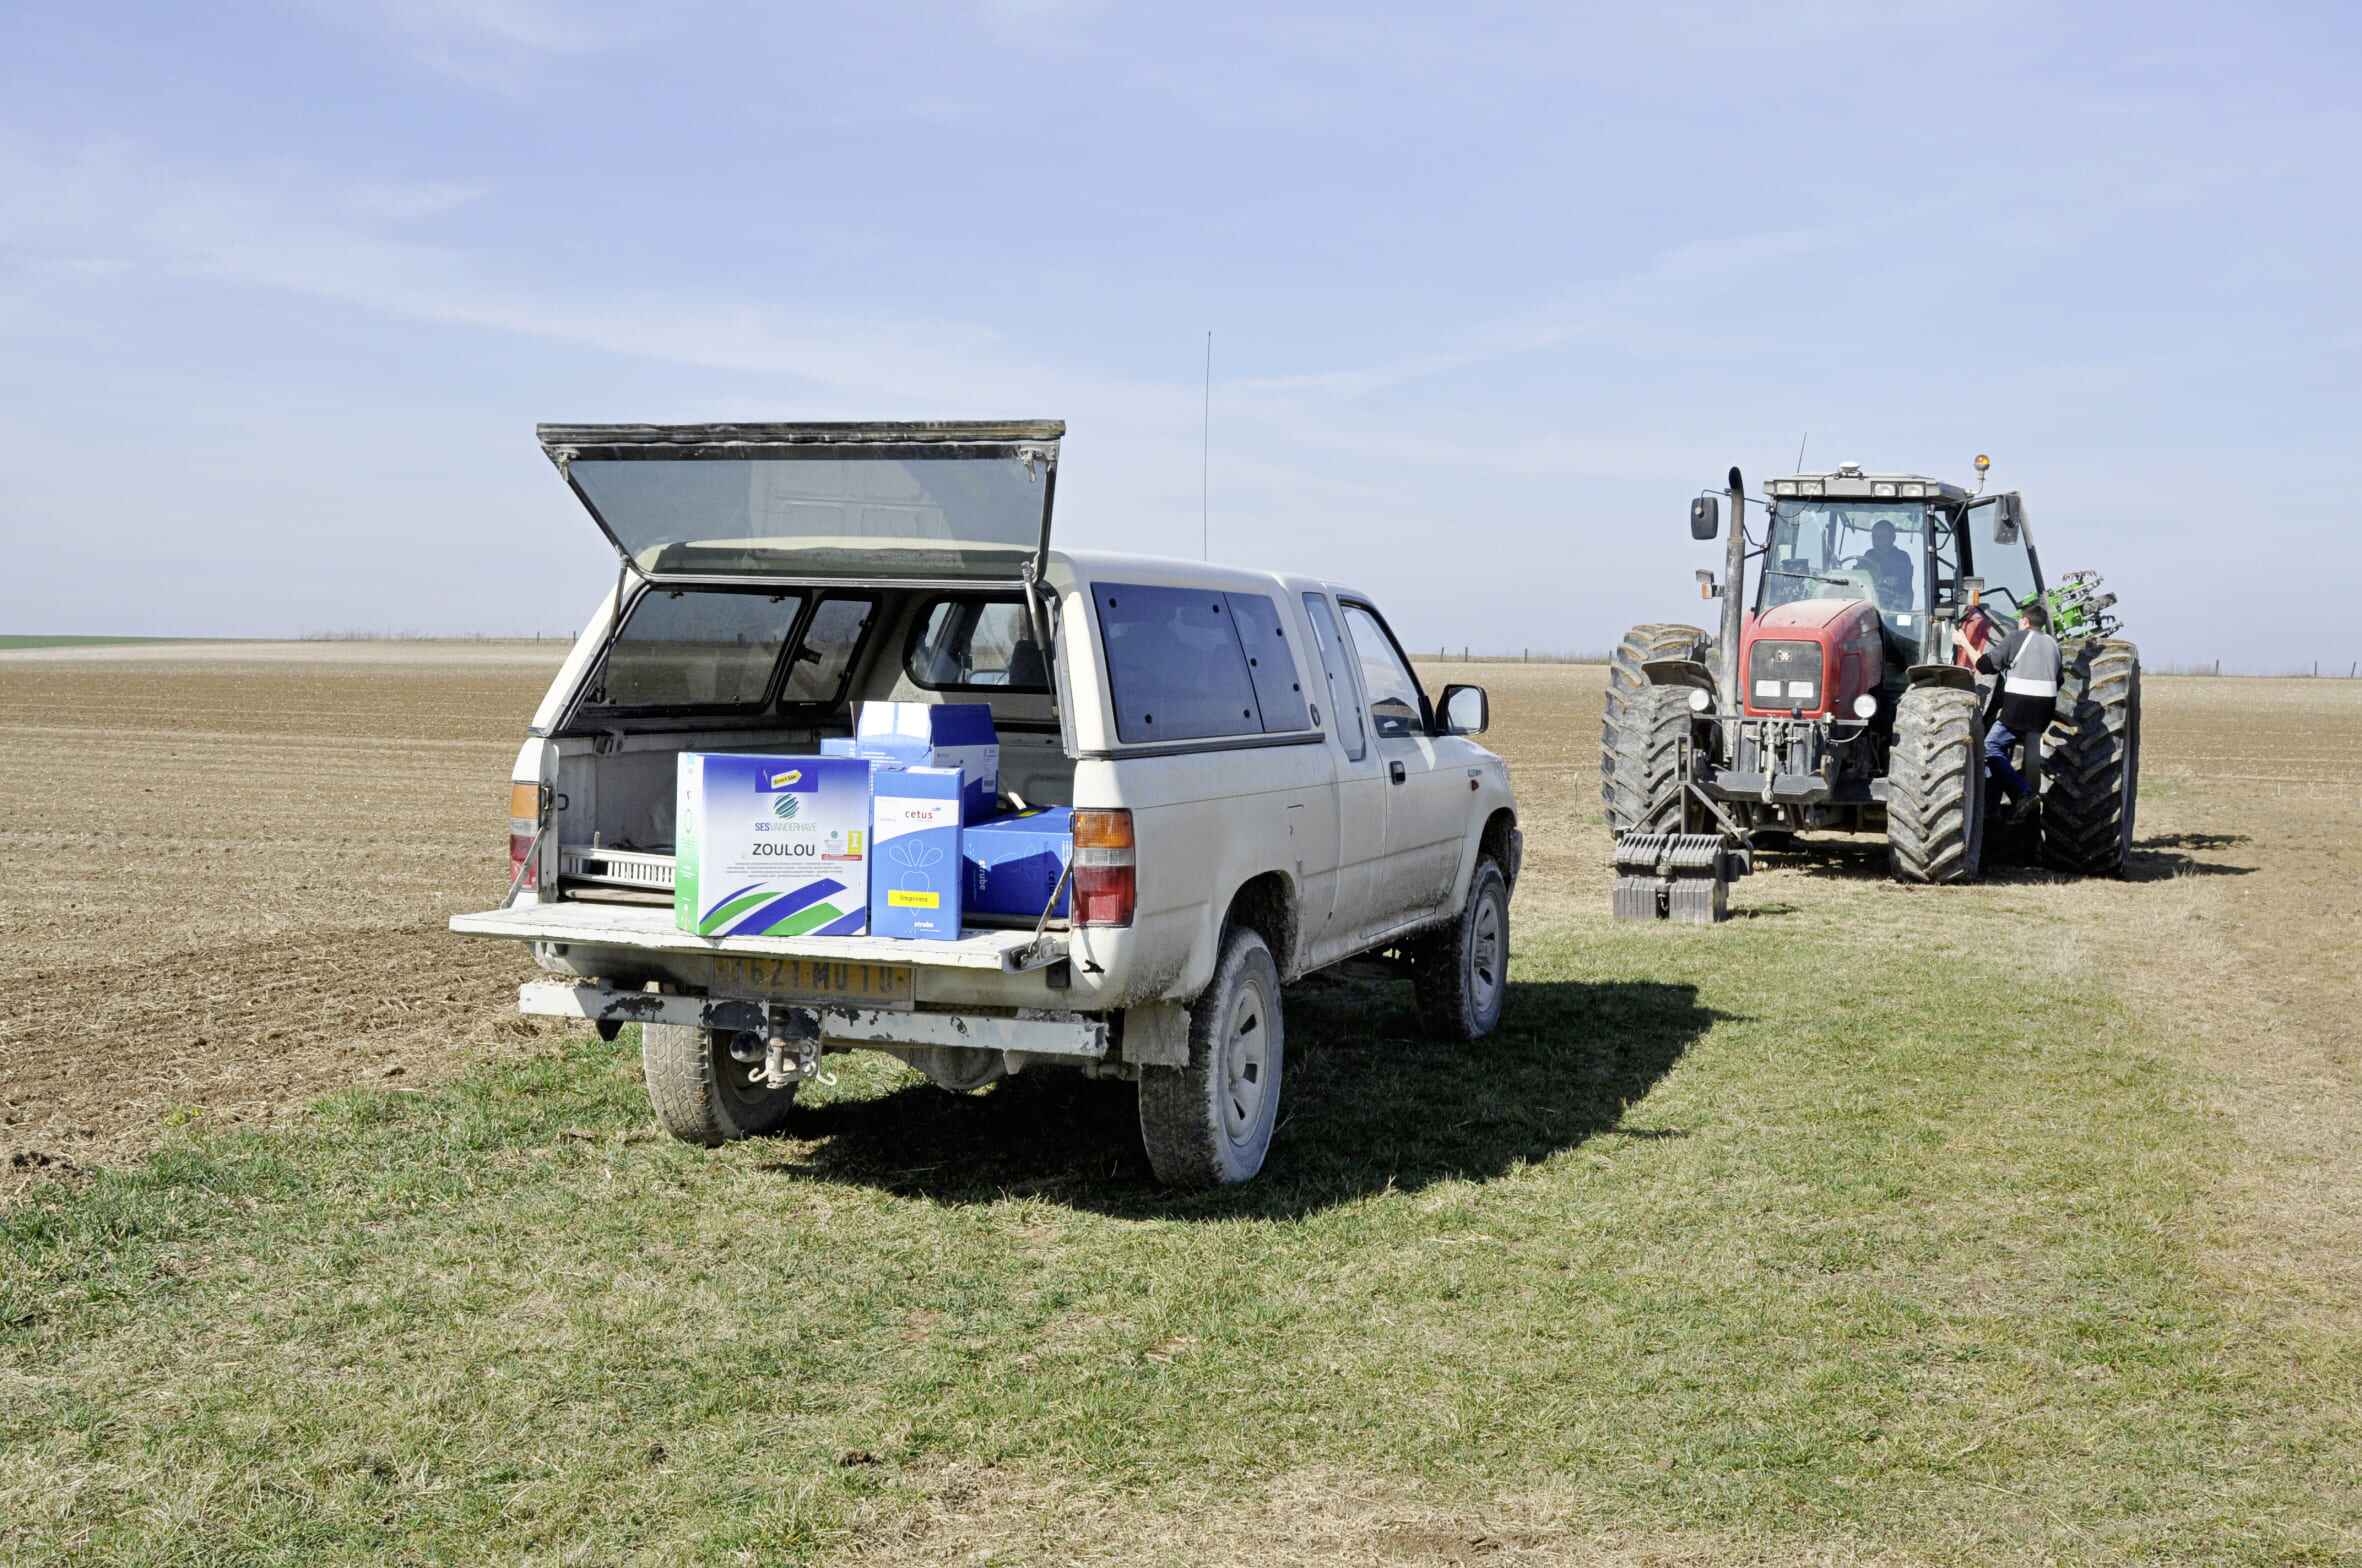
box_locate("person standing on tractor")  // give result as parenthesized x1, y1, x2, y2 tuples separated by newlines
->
(1954, 600, 2062, 822)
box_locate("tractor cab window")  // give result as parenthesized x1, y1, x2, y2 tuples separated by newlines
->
(1761, 501, 1927, 637)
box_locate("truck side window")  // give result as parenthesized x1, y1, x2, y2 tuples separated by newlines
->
(1225, 593, 1312, 733)
(1339, 601, 1426, 740)
(1094, 583, 1265, 743)
(1300, 593, 1367, 761)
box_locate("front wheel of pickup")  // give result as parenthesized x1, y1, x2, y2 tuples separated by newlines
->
(642, 1023, 797, 1146)
(1411, 856, 1509, 1041)
(1137, 927, 1285, 1187)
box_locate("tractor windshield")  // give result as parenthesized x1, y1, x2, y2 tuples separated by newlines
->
(1760, 500, 1928, 637)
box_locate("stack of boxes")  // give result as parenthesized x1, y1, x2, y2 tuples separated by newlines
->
(674, 702, 1074, 942)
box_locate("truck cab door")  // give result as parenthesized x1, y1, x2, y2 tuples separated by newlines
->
(1338, 600, 1466, 934)
(1298, 591, 1385, 965)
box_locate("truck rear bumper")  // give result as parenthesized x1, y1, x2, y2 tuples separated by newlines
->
(517, 980, 1109, 1061)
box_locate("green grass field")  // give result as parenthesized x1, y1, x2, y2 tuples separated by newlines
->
(3, 916, 2345, 1564)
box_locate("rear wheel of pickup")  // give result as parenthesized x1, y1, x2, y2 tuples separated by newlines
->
(642, 1023, 797, 1146)
(1411, 856, 1509, 1041)
(1137, 927, 1284, 1187)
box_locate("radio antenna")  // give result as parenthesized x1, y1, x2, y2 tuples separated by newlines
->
(1794, 431, 1809, 474)
(1201, 330, 1213, 559)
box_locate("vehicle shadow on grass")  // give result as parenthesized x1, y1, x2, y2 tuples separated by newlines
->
(760, 977, 1721, 1220)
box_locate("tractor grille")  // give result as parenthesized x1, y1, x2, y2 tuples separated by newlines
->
(1748, 640, 1824, 711)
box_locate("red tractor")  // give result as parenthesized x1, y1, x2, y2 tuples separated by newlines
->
(1602, 460, 2141, 883)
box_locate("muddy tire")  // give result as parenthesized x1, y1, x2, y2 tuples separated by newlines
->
(642, 1023, 798, 1146)
(1606, 685, 1699, 837)
(1137, 927, 1284, 1187)
(1885, 685, 1986, 885)
(2041, 639, 2141, 877)
(1601, 622, 1707, 832)
(1412, 857, 1510, 1042)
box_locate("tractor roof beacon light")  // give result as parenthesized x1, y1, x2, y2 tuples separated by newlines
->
(1973, 452, 1991, 495)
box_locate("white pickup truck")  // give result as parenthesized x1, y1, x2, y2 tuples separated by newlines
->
(451, 420, 1521, 1185)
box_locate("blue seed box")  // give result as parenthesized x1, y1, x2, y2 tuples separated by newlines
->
(868, 765, 964, 941)
(821, 702, 998, 820)
(963, 806, 1074, 920)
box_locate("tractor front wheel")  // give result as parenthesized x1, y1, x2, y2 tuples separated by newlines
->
(2041, 640, 2141, 877)
(1885, 685, 1986, 885)
(1601, 622, 1707, 834)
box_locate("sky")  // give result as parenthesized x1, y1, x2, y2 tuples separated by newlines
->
(2, 1, 2357, 670)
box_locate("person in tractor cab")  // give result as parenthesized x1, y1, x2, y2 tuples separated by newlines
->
(1954, 600, 2062, 823)
(1858, 520, 1914, 610)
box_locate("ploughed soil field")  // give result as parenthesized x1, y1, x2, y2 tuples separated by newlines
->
(0, 642, 571, 1183)
(3, 642, 2359, 1564)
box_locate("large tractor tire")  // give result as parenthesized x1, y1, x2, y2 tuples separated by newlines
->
(1885, 684, 1986, 885)
(1605, 685, 1697, 837)
(1601, 622, 1707, 832)
(2041, 639, 2141, 877)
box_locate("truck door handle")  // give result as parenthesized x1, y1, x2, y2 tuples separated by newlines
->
(1389, 760, 1407, 785)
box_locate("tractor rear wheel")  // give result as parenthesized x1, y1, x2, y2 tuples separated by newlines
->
(1601, 622, 1707, 833)
(1885, 685, 1986, 885)
(2041, 639, 2141, 877)
(1606, 685, 1698, 837)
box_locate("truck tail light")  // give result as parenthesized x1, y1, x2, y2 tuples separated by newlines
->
(1071, 808, 1135, 928)
(508, 781, 541, 891)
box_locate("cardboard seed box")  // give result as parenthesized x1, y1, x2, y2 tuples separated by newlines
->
(823, 702, 999, 820)
(964, 806, 1074, 920)
(869, 765, 963, 940)
(676, 753, 870, 937)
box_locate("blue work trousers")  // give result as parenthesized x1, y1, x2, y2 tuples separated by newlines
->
(1985, 721, 2029, 803)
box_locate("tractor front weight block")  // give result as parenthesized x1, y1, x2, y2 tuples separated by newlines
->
(1612, 832, 1751, 925)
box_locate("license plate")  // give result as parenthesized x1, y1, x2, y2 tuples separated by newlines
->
(709, 955, 914, 1011)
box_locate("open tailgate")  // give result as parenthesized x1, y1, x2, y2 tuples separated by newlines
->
(450, 900, 1063, 974)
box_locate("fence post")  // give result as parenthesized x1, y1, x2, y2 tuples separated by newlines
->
(2214, 658, 2221, 677)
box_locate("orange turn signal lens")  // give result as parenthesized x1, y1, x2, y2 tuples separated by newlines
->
(509, 782, 541, 821)
(1072, 808, 1134, 850)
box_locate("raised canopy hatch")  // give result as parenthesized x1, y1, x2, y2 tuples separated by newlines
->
(539, 420, 1063, 587)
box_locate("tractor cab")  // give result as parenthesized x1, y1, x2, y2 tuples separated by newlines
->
(1760, 467, 1996, 667)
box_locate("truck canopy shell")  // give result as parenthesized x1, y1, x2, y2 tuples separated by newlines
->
(540, 420, 1063, 589)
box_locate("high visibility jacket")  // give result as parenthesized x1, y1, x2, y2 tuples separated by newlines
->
(1979, 626, 2063, 734)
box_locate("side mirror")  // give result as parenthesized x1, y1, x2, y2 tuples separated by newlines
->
(1994, 494, 2024, 545)
(1440, 683, 1489, 736)
(1690, 496, 1720, 540)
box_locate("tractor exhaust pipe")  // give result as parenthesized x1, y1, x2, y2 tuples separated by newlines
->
(1720, 466, 1746, 710)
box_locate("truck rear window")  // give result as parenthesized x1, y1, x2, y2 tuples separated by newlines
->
(581, 589, 873, 713)
(1093, 584, 1312, 745)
